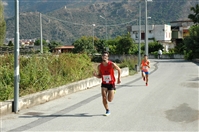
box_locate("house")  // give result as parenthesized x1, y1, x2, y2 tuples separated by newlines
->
(170, 20, 194, 45)
(127, 24, 172, 52)
(20, 39, 36, 46)
(54, 45, 75, 53)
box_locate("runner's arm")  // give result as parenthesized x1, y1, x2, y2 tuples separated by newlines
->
(112, 63, 121, 84)
(147, 61, 150, 68)
(140, 61, 143, 69)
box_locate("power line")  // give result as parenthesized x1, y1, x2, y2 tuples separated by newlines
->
(43, 14, 137, 27)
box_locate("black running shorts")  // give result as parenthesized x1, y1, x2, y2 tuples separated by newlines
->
(101, 83, 115, 90)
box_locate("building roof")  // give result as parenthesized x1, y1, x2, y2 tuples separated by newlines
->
(55, 45, 75, 49)
(170, 20, 193, 23)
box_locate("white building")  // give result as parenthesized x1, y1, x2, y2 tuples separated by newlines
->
(128, 24, 172, 52)
(129, 24, 172, 42)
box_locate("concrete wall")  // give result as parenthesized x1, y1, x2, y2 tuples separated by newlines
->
(148, 54, 184, 59)
(109, 55, 137, 62)
(109, 54, 184, 60)
(0, 67, 129, 116)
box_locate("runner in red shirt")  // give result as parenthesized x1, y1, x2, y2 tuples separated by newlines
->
(140, 54, 150, 86)
(94, 51, 121, 116)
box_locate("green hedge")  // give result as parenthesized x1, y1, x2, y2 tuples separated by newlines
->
(0, 53, 93, 101)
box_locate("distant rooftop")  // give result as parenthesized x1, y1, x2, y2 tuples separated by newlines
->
(55, 45, 74, 49)
(170, 20, 193, 23)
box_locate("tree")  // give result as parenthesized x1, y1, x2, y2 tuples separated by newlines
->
(8, 41, 14, 46)
(148, 41, 164, 53)
(183, 25, 199, 59)
(116, 33, 137, 54)
(72, 36, 96, 54)
(94, 39, 107, 54)
(174, 42, 186, 54)
(106, 39, 118, 54)
(188, 4, 199, 24)
(48, 40, 62, 52)
(0, 0, 6, 46)
(141, 41, 163, 54)
(34, 39, 48, 46)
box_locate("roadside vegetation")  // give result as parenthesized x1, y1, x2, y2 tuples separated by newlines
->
(0, 33, 171, 101)
(0, 54, 93, 101)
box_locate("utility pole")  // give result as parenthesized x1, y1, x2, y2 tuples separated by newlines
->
(145, 0, 152, 55)
(99, 15, 107, 40)
(14, 0, 20, 113)
(138, 2, 141, 70)
(145, 0, 148, 55)
(40, 13, 43, 54)
(92, 24, 95, 48)
(105, 19, 107, 40)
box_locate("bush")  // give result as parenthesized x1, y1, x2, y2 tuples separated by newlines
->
(0, 53, 94, 101)
(91, 55, 102, 62)
(119, 56, 138, 71)
(184, 50, 194, 60)
(151, 51, 158, 58)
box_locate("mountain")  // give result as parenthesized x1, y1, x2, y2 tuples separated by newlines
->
(3, 0, 113, 18)
(4, 0, 197, 44)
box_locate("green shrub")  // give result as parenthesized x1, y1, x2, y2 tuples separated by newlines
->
(151, 51, 158, 58)
(119, 56, 138, 71)
(0, 53, 94, 101)
(184, 50, 194, 60)
(91, 55, 102, 62)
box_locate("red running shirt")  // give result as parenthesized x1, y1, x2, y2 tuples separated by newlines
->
(100, 61, 115, 84)
(141, 60, 149, 72)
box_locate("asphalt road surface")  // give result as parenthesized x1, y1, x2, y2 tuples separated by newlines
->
(1, 59, 199, 132)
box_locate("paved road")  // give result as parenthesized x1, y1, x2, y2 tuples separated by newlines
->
(1, 59, 199, 132)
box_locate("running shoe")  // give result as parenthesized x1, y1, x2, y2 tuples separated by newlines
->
(143, 77, 145, 81)
(104, 110, 111, 116)
(146, 83, 148, 86)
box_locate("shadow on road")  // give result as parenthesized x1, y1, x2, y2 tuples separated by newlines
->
(118, 85, 144, 87)
(165, 103, 199, 123)
(19, 113, 103, 118)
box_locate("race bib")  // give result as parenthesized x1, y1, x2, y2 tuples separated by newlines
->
(103, 75, 111, 83)
(143, 66, 147, 69)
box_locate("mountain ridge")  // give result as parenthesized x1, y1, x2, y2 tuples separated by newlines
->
(4, 0, 197, 44)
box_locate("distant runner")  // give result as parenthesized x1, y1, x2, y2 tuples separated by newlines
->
(94, 51, 121, 116)
(141, 55, 150, 86)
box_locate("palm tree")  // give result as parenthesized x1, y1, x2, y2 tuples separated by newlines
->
(188, 4, 199, 24)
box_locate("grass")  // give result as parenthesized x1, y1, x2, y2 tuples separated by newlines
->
(0, 54, 138, 101)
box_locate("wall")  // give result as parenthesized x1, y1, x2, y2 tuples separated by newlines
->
(109, 54, 184, 60)
(148, 54, 184, 59)
(0, 67, 129, 116)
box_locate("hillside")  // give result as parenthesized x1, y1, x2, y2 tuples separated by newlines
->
(5, 0, 197, 44)
(3, 0, 112, 18)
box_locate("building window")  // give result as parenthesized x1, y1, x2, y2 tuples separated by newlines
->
(135, 33, 138, 39)
(141, 33, 145, 40)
